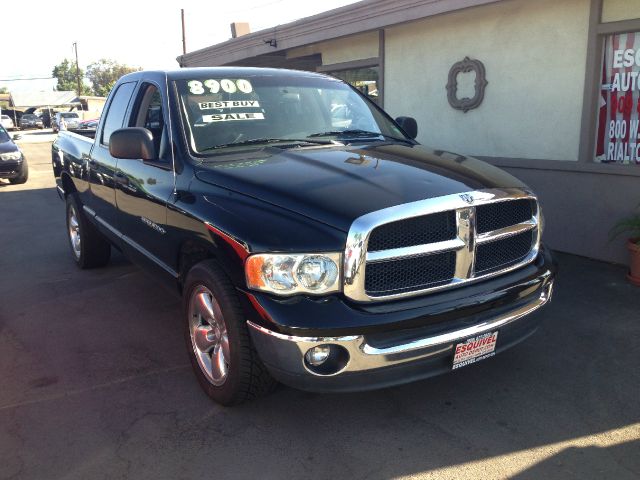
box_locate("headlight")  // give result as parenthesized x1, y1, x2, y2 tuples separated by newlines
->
(0, 151, 21, 161)
(245, 253, 341, 295)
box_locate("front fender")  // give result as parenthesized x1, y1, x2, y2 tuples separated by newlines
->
(167, 179, 347, 290)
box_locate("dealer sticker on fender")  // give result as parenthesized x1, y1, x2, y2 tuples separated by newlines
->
(452, 331, 498, 370)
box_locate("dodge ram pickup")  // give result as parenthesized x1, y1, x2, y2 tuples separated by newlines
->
(52, 68, 556, 405)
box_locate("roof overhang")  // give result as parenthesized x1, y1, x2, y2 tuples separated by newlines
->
(9, 91, 80, 108)
(178, 0, 501, 67)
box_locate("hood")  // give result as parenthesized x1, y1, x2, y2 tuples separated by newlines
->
(194, 143, 527, 232)
(0, 139, 19, 155)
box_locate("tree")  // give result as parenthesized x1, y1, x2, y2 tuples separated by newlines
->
(52, 59, 87, 94)
(0, 87, 8, 94)
(87, 59, 141, 97)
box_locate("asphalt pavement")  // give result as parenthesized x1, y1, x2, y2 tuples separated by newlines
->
(1, 134, 639, 479)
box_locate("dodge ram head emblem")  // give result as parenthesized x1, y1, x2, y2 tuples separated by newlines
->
(459, 194, 474, 204)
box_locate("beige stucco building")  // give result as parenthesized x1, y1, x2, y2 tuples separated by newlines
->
(179, 0, 640, 264)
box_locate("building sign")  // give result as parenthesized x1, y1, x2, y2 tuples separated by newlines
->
(596, 32, 640, 164)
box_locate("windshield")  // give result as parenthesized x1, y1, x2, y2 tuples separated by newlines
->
(176, 73, 410, 155)
(61, 113, 79, 119)
(22, 114, 37, 120)
(0, 125, 10, 143)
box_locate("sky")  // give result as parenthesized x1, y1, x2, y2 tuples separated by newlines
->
(1, 0, 360, 93)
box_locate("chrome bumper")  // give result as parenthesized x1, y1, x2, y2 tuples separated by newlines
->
(247, 279, 554, 390)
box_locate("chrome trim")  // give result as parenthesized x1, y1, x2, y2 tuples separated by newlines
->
(83, 205, 178, 278)
(121, 234, 179, 279)
(92, 211, 121, 238)
(343, 188, 539, 302)
(476, 220, 536, 244)
(454, 206, 476, 279)
(366, 238, 465, 263)
(247, 278, 553, 376)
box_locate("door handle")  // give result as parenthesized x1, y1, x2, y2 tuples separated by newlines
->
(114, 172, 129, 186)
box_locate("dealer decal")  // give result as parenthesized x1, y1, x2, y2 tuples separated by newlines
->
(187, 78, 253, 95)
(199, 100, 260, 110)
(202, 112, 265, 123)
(452, 331, 498, 370)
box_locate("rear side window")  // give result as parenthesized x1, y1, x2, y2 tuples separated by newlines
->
(101, 81, 136, 145)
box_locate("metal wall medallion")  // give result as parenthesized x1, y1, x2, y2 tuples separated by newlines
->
(446, 57, 488, 113)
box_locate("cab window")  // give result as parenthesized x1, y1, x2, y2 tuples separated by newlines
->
(101, 81, 136, 146)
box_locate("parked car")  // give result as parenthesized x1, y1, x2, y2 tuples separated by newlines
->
(52, 68, 556, 406)
(74, 118, 99, 138)
(78, 118, 99, 129)
(52, 112, 81, 132)
(0, 125, 28, 184)
(19, 114, 44, 130)
(1, 114, 15, 130)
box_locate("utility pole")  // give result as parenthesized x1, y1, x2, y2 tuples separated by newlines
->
(181, 9, 187, 55)
(73, 42, 82, 101)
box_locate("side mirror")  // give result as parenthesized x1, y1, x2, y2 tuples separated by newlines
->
(395, 116, 418, 140)
(109, 127, 156, 160)
(12, 134, 22, 141)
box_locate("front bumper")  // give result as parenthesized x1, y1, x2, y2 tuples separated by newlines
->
(246, 250, 555, 392)
(0, 159, 24, 179)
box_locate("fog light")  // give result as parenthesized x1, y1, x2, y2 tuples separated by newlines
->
(305, 345, 331, 366)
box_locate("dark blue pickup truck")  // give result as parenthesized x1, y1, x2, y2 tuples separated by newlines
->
(52, 68, 556, 405)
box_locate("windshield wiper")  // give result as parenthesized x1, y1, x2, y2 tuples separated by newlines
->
(200, 137, 340, 152)
(307, 130, 413, 144)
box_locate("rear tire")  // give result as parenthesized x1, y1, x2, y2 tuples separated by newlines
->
(8, 160, 28, 185)
(183, 260, 277, 406)
(66, 194, 111, 268)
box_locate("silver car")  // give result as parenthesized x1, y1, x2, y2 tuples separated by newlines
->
(53, 112, 81, 132)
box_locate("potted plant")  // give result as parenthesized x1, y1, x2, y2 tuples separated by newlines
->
(610, 207, 640, 286)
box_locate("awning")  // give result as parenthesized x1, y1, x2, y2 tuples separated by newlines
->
(9, 91, 80, 108)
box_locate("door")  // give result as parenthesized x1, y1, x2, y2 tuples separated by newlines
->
(114, 82, 177, 279)
(86, 81, 137, 235)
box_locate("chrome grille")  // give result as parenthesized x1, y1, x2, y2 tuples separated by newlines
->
(475, 229, 534, 275)
(365, 251, 456, 295)
(343, 188, 540, 302)
(476, 199, 534, 234)
(368, 211, 457, 251)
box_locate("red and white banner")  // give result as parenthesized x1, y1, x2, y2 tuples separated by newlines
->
(596, 32, 640, 164)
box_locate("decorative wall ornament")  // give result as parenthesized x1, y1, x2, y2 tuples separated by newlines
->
(446, 57, 488, 113)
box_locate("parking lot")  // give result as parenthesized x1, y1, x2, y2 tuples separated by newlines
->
(1, 136, 639, 479)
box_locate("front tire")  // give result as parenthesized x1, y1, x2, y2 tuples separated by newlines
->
(183, 260, 276, 406)
(66, 194, 111, 268)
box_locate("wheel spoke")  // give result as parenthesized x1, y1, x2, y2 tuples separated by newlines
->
(221, 332, 230, 364)
(195, 292, 215, 322)
(196, 350, 213, 378)
(212, 344, 228, 381)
